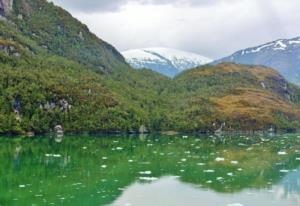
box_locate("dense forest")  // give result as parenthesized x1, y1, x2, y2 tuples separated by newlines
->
(1, 0, 300, 135)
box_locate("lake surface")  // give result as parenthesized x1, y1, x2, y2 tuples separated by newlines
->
(1, 133, 300, 206)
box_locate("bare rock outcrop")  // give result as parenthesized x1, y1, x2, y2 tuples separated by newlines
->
(0, 0, 13, 16)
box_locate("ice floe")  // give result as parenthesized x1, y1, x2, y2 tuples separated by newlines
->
(139, 177, 158, 181)
(204, 170, 215, 173)
(277, 151, 287, 155)
(215, 157, 225, 162)
(227, 203, 243, 206)
(139, 171, 152, 175)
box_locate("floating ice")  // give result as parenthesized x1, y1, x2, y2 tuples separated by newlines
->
(139, 171, 152, 175)
(278, 151, 287, 155)
(45, 154, 61, 157)
(204, 170, 215, 173)
(215, 157, 225, 162)
(139, 177, 158, 181)
(279, 170, 289, 173)
(72, 183, 82, 186)
(227, 172, 233, 176)
(53, 154, 61, 158)
(227, 203, 243, 206)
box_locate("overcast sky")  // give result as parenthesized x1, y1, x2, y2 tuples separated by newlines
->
(51, 0, 300, 59)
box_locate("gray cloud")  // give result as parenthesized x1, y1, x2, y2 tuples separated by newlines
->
(50, 0, 300, 59)
(51, 0, 224, 12)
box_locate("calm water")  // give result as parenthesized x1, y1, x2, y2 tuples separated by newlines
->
(1, 133, 300, 206)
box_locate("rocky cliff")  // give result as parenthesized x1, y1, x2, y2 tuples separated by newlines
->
(0, 0, 13, 16)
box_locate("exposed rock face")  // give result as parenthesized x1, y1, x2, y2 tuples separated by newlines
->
(139, 125, 148, 134)
(0, 43, 20, 57)
(54, 125, 64, 137)
(0, 0, 13, 16)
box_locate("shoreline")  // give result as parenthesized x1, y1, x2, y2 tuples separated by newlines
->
(0, 129, 299, 138)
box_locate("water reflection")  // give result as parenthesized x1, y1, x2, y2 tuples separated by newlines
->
(0, 134, 300, 206)
(111, 176, 299, 206)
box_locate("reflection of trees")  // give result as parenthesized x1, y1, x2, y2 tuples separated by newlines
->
(0, 134, 299, 205)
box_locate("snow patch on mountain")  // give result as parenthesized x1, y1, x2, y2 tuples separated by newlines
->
(122, 47, 212, 77)
(213, 36, 300, 85)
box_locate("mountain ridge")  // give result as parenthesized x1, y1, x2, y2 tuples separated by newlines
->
(213, 37, 300, 85)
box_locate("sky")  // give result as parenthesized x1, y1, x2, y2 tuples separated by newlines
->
(51, 0, 300, 59)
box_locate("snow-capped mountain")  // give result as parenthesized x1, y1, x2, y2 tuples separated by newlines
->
(214, 37, 300, 85)
(122, 47, 212, 77)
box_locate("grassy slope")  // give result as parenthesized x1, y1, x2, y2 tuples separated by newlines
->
(173, 63, 300, 131)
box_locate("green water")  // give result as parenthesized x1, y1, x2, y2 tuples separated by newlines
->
(1, 133, 300, 206)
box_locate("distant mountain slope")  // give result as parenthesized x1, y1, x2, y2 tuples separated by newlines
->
(122, 47, 212, 77)
(213, 37, 300, 85)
